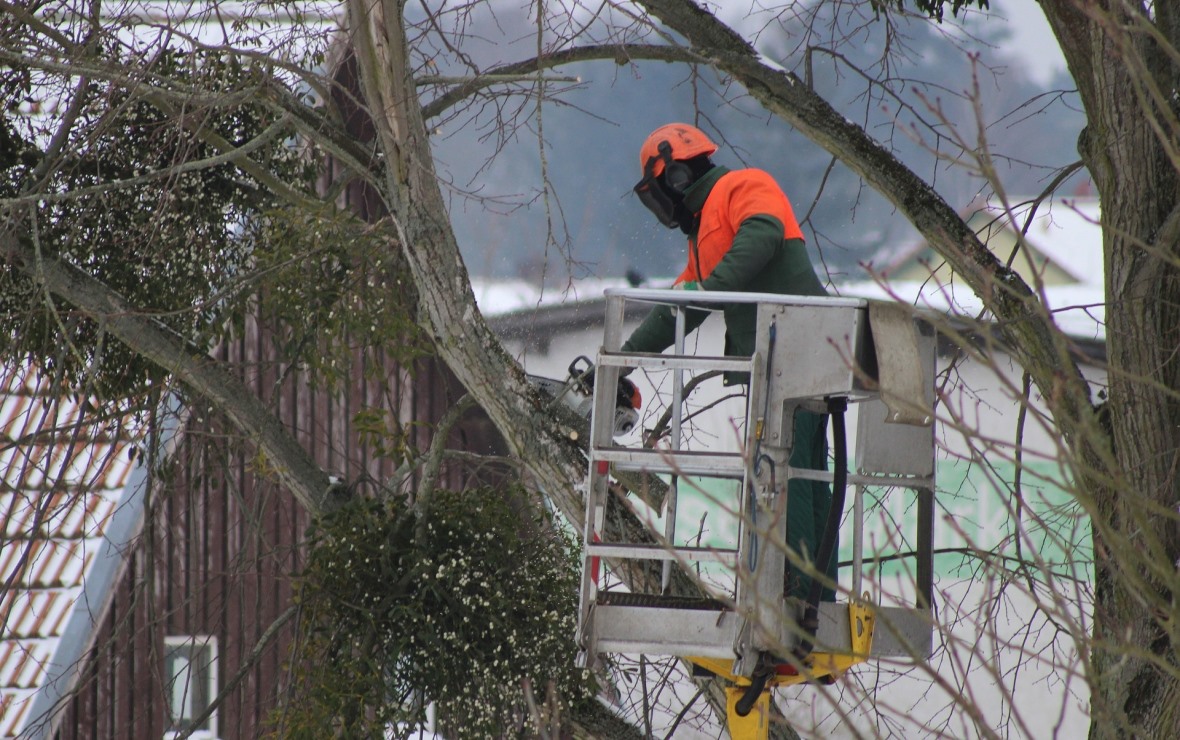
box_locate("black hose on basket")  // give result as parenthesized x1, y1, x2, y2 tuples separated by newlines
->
(793, 396, 848, 662)
(734, 658, 773, 717)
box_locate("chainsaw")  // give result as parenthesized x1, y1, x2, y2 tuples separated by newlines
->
(529, 355, 641, 437)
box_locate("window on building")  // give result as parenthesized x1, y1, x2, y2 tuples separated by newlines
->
(164, 635, 218, 739)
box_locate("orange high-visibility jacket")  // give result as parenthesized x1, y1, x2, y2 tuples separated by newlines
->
(677, 167, 805, 286)
(624, 165, 826, 360)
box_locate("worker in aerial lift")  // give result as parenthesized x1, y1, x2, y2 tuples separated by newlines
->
(622, 122, 837, 602)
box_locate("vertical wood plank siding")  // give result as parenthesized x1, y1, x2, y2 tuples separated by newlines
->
(50, 51, 512, 738)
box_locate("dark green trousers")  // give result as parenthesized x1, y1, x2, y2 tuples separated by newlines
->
(785, 408, 837, 602)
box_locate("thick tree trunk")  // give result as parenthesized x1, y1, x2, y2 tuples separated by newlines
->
(1040, 2, 1180, 737)
(346, 0, 586, 522)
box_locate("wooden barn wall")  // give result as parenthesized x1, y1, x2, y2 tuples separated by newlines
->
(53, 326, 511, 738)
(50, 50, 511, 738)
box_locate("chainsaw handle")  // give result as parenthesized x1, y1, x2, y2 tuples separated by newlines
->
(568, 355, 595, 394)
(568, 355, 594, 379)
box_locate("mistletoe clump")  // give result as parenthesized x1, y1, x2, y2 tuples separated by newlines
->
(1, 47, 315, 411)
(277, 486, 594, 739)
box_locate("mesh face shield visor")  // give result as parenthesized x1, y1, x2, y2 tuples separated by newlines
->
(633, 140, 680, 229)
(634, 175, 679, 229)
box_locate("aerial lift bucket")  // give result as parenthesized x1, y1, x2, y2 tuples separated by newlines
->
(574, 290, 938, 740)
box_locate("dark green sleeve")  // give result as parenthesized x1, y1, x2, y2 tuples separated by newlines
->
(699, 215, 782, 292)
(621, 303, 710, 354)
(623, 216, 784, 354)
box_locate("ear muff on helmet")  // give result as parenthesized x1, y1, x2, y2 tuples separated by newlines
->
(659, 141, 694, 195)
(634, 125, 718, 228)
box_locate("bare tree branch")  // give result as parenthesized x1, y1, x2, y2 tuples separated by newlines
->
(0, 226, 338, 515)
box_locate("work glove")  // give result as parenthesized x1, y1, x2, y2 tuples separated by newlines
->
(674, 279, 710, 312)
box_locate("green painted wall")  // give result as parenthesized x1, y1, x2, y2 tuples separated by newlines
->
(664, 458, 1091, 587)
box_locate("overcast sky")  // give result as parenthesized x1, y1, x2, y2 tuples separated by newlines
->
(989, 2, 1068, 85)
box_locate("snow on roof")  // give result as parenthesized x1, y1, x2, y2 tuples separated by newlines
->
(856, 195, 1105, 341)
(472, 277, 659, 317)
(870, 196, 1104, 290)
(0, 365, 137, 738)
(836, 278, 1106, 344)
(475, 261, 1105, 345)
(976, 196, 1103, 287)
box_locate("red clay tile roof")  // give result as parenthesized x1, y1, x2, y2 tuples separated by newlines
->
(0, 364, 135, 737)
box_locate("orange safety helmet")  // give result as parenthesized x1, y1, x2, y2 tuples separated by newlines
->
(638, 123, 718, 179)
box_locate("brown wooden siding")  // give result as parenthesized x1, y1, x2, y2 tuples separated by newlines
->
(54, 329, 510, 738)
(49, 49, 510, 739)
